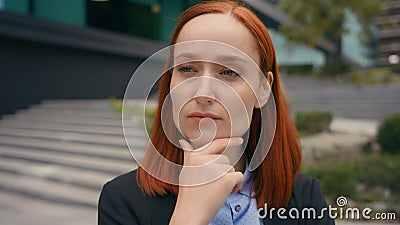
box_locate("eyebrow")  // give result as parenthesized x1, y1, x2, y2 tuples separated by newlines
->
(174, 53, 249, 64)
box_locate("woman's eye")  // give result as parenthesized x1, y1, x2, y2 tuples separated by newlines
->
(178, 66, 196, 74)
(220, 68, 240, 77)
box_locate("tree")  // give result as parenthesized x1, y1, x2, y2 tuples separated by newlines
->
(277, 0, 384, 75)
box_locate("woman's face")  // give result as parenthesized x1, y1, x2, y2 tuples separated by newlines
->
(169, 14, 265, 146)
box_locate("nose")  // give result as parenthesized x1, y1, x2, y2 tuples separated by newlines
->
(195, 96, 215, 105)
(193, 76, 216, 105)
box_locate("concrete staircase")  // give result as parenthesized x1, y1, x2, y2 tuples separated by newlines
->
(281, 74, 400, 121)
(0, 100, 146, 208)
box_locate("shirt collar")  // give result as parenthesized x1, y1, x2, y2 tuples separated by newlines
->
(238, 157, 254, 197)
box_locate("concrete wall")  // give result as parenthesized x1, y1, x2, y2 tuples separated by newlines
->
(0, 12, 163, 116)
(0, 36, 141, 116)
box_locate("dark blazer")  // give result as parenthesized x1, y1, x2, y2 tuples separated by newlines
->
(98, 169, 335, 225)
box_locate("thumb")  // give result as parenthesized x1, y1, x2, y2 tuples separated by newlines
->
(179, 139, 193, 151)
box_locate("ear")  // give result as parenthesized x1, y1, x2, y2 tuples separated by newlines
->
(255, 71, 274, 109)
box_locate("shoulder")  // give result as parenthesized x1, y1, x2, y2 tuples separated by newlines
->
(98, 169, 176, 225)
(102, 169, 141, 197)
(291, 173, 326, 208)
(261, 174, 334, 224)
(101, 169, 154, 211)
(288, 174, 335, 224)
(293, 174, 321, 199)
(98, 169, 150, 225)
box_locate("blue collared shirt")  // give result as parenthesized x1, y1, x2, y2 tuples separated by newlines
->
(209, 159, 263, 225)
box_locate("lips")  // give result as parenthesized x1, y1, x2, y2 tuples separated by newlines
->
(188, 112, 221, 123)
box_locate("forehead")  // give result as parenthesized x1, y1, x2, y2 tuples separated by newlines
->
(176, 14, 260, 66)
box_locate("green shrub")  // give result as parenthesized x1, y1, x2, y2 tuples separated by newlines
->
(346, 68, 395, 85)
(144, 107, 157, 133)
(295, 111, 333, 135)
(377, 113, 400, 154)
(108, 98, 157, 132)
(355, 154, 400, 191)
(108, 97, 123, 112)
(389, 64, 400, 74)
(279, 64, 314, 75)
(303, 153, 400, 206)
(304, 162, 357, 199)
(323, 59, 351, 76)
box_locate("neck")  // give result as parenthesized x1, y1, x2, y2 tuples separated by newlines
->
(230, 145, 246, 173)
(190, 139, 246, 174)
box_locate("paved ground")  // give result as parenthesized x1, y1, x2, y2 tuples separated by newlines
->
(0, 191, 96, 225)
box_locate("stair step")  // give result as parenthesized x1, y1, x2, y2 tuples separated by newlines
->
(0, 157, 121, 190)
(0, 171, 99, 208)
(0, 127, 128, 147)
(42, 99, 115, 105)
(1, 114, 139, 128)
(0, 145, 135, 175)
(30, 103, 114, 111)
(0, 135, 143, 161)
(0, 99, 151, 208)
(0, 119, 146, 137)
(16, 108, 121, 119)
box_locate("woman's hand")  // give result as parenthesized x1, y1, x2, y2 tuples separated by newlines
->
(169, 138, 244, 225)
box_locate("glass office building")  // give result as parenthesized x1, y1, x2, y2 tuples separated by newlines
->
(0, 0, 373, 68)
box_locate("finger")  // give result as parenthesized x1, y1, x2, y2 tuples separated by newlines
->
(200, 154, 231, 165)
(182, 160, 232, 174)
(226, 172, 244, 194)
(212, 154, 231, 165)
(179, 139, 193, 151)
(200, 137, 243, 155)
(180, 163, 233, 186)
(179, 139, 195, 163)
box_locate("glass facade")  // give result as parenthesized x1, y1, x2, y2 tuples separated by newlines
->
(4, 0, 30, 14)
(87, 0, 162, 40)
(0, 0, 372, 68)
(269, 28, 326, 68)
(342, 10, 374, 67)
(4, 0, 85, 25)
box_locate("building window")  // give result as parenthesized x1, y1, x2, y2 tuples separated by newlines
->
(87, 0, 160, 40)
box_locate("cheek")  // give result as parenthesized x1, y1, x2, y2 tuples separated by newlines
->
(169, 74, 185, 132)
(225, 86, 256, 136)
(170, 72, 192, 106)
(169, 73, 179, 91)
(236, 85, 257, 113)
(169, 74, 200, 139)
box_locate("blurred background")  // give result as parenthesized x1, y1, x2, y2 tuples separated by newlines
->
(0, 0, 399, 224)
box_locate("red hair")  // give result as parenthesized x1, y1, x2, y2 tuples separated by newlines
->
(137, 0, 301, 208)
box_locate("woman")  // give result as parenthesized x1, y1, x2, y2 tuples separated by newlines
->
(98, 1, 335, 224)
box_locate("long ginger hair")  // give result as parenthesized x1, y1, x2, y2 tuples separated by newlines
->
(137, 0, 301, 208)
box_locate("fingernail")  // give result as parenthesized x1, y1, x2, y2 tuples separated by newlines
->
(178, 139, 184, 147)
(232, 138, 243, 145)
